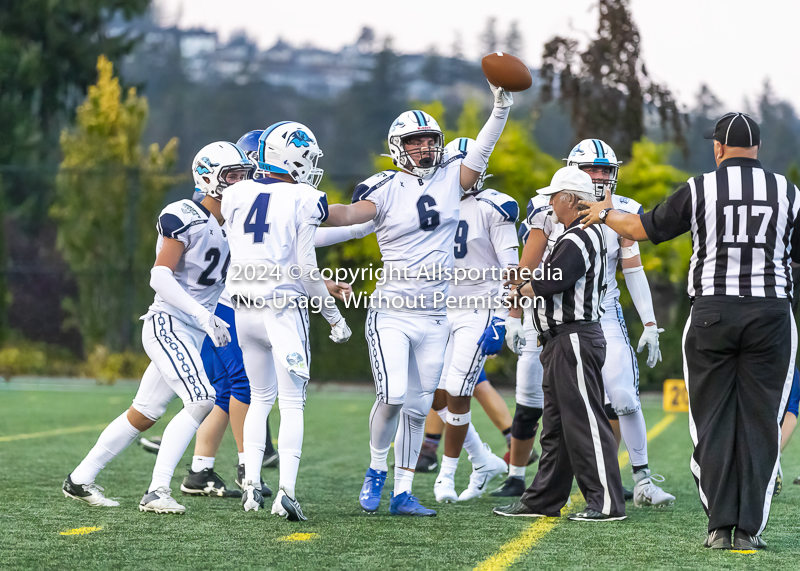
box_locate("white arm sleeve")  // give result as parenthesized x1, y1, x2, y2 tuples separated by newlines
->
(461, 107, 510, 174)
(297, 222, 342, 325)
(622, 265, 656, 325)
(314, 221, 375, 247)
(150, 266, 210, 322)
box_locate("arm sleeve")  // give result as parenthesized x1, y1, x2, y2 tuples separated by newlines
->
(622, 265, 657, 325)
(296, 222, 342, 325)
(640, 183, 693, 244)
(150, 266, 210, 322)
(532, 238, 586, 298)
(314, 221, 375, 247)
(462, 107, 510, 174)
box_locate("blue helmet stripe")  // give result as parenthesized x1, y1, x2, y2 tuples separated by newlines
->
(258, 121, 292, 167)
(458, 138, 468, 152)
(592, 139, 605, 158)
(413, 111, 427, 126)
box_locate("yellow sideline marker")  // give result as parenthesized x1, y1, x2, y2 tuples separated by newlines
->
(60, 526, 102, 536)
(474, 414, 677, 571)
(279, 533, 318, 542)
(0, 424, 107, 443)
(730, 550, 757, 555)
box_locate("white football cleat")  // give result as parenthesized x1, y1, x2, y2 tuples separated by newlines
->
(271, 488, 307, 521)
(458, 446, 508, 501)
(271, 489, 289, 517)
(62, 476, 119, 507)
(633, 469, 675, 507)
(434, 475, 459, 503)
(242, 481, 264, 512)
(138, 487, 185, 514)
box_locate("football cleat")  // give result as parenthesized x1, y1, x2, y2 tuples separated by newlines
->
(492, 502, 548, 517)
(623, 486, 633, 501)
(241, 481, 265, 512)
(733, 528, 766, 549)
(773, 462, 783, 497)
(62, 475, 119, 507)
(458, 448, 508, 501)
(704, 527, 732, 549)
(235, 464, 272, 497)
(568, 508, 626, 522)
(490, 476, 526, 497)
(261, 451, 280, 469)
(389, 491, 436, 517)
(359, 467, 387, 513)
(272, 489, 307, 522)
(415, 443, 439, 473)
(181, 467, 242, 497)
(138, 435, 161, 455)
(632, 469, 675, 507)
(433, 475, 459, 503)
(139, 487, 185, 514)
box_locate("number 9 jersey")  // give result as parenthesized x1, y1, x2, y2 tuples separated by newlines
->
(146, 199, 229, 328)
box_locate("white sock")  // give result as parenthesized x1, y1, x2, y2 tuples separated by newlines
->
(440, 455, 459, 479)
(463, 423, 485, 461)
(243, 400, 272, 484)
(619, 410, 649, 467)
(394, 467, 414, 496)
(191, 455, 214, 472)
(238, 452, 245, 465)
(370, 445, 390, 472)
(509, 464, 526, 479)
(278, 407, 304, 499)
(71, 412, 140, 485)
(149, 409, 201, 492)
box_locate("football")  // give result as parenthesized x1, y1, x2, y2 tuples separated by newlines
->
(481, 52, 532, 92)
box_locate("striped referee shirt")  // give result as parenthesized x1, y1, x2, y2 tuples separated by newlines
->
(531, 218, 608, 333)
(641, 158, 800, 298)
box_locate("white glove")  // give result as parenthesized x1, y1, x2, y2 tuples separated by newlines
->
(201, 312, 231, 348)
(505, 317, 526, 355)
(637, 324, 664, 368)
(488, 81, 514, 109)
(329, 319, 352, 344)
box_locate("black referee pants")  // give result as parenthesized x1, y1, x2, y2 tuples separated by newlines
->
(520, 322, 625, 517)
(684, 296, 795, 535)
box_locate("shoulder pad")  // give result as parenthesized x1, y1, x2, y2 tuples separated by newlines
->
(612, 194, 643, 215)
(158, 199, 208, 238)
(352, 170, 397, 203)
(476, 190, 519, 223)
(526, 195, 552, 226)
(518, 219, 532, 243)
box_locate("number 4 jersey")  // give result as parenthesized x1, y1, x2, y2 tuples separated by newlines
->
(146, 199, 229, 328)
(221, 178, 329, 300)
(352, 153, 463, 315)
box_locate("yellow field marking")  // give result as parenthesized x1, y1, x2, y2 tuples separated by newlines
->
(278, 532, 318, 542)
(475, 413, 678, 571)
(60, 526, 102, 536)
(0, 424, 107, 443)
(730, 550, 758, 555)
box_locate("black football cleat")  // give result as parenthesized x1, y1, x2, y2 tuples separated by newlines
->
(415, 443, 439, 473)
(492, 501, 548, 517)
(236, 464, 272, 497)
(704, 527, 733, 549)
(623, 486, 633, 501)
(490, 476, 526, 497)
(261, 451, 280, 469)
(138, 435, 162, 455)
(568, 508, 626, 522)
(733, 528, 766, 550)
(180, 468, 242, 497)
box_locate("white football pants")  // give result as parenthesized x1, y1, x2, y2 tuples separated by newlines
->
(438, 307, 494, 397)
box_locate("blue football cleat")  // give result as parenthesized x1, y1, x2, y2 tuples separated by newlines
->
(359, 468, 387, 513)
(389, 491, 437, 517)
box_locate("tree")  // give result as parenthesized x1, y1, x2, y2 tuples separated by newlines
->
(505, 21, 523, 55)
(480, 17, 498, 56)
(451, 31, 464, 60)
(356, 27, 376, 53)
(539, 0, 686, 160)
(51, 56, 180, 351)
(753, 81, 800, 174)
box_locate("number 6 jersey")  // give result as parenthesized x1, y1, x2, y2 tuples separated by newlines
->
(146, 199, 229, 328)
(352, 153, 463, 315)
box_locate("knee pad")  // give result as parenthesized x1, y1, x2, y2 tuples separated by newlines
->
(132, 401, 168, 423)
(184, 398, 215, 424)
(446, 410, 471, 426)
(604, 403, 619, 421)
(511, 405, 543, 440)
(607, 388, 640, 416)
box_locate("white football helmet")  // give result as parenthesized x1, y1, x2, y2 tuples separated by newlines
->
(443, 137, 490, 194)
(257, 121, 324, 188)
(386, 110, 444, 179)
(192, 141, 255, 200)
(564, 139, 620, 198)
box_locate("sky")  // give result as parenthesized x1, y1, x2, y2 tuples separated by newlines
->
(154, 0, 800, 111)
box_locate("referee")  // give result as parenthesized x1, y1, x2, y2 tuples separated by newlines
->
(580, 112, 800, 549)
(494, 167, 626, 522)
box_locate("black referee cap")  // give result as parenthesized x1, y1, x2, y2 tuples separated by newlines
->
(703, 112, 760, 147)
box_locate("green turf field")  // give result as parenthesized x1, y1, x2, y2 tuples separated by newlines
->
(1, 379, 799, 570)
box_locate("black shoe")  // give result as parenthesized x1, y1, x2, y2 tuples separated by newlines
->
(415, 444, 439, 473)
(704, 527, 732, 549)
(623, 486, 633, 501)
(138, 436, 161, 455)
(490, 476, 526, 497)
(794, 475, 800, 485)
(236, 464, 273, 497)
(733, 528, 766, 549)
(242, 483, 264, 511)
(492, 501, 548, 517)
(279, 490, 308, 522)
(568, 508, 626, 521)
(261, 451, 280, 469)
(180, 468, 242, 497)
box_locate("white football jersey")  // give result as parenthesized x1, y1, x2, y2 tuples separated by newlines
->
(353, 153, 463, 315)
(538, 193, 643, 308)
(221, 178, 328, 299)
(146, 199, 229, 327)
(449, 189, 519, 303)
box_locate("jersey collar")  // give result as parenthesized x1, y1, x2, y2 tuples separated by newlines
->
(717, 157, 762, 169)
(193, 200, 211, 218)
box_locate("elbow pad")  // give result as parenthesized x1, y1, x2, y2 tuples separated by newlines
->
(620, 242, 640, 260)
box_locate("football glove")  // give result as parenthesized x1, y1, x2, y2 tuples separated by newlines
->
(488, 81, 514, 109)
(201, 312, 231, 348)
(504, 317, 526, 355)
(637, 324, 664, 368)
(329, 319, 352, 344)
(478, 317, 506, 356)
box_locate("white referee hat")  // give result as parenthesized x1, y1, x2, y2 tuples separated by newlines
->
(537, 166, 595, 196)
